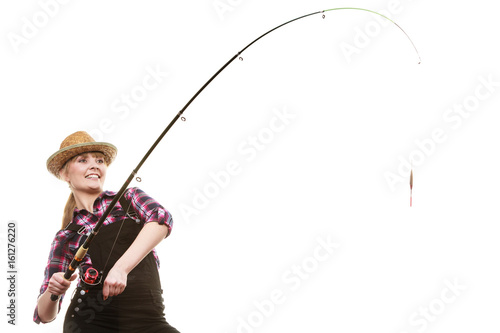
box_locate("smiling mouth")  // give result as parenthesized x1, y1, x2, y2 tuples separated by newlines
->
(85, 174, 100, 179)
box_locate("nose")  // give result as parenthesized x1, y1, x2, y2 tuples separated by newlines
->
(88, 159, 100, 170)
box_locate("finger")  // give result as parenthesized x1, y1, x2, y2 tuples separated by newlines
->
(51, 272, 64, 283)
(118, 285, 126, 294)
(102, 283, 109, 300)
(52, 272, 72, 288)
(48, 285, 61, 295)
(59, 278, 72, 289)
(113, 285, 124, 297)
(48, 283, 67, 296)
(49, 276, 65, 291)
(109, 284, 120, 297)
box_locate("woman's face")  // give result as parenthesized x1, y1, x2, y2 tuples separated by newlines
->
(61, 153, 107, 194)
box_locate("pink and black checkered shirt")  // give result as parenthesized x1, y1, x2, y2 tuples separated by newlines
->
(33, 187, 173, 324)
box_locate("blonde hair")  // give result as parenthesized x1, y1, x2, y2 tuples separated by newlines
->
(61, 193, 77, 229)
(59, 152, 107, 229)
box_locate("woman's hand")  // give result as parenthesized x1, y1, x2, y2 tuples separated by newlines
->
(101, 222, 168, 301)
(37, 272, 77, 323)
(102, 266, 127, 300)
(47, 272, 77, 296)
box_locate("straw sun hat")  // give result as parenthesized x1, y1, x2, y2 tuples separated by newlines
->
(46, 131, 118, 177)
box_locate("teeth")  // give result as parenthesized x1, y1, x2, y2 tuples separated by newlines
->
(86, 175, 99, 179)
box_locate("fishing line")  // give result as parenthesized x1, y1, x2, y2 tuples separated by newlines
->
(51, 7, 420, 300)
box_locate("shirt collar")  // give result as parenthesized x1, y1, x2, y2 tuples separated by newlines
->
(72, 190, 117, 217)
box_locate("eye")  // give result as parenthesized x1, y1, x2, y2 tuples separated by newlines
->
(78, 158, 87, 163)
(97, 159, 104, 164)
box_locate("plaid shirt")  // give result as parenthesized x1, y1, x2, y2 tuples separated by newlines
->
(33, 187, 173, 324)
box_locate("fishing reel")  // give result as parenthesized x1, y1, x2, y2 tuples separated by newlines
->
(80, 267, 103, 293)
(71, 267, 104, 316)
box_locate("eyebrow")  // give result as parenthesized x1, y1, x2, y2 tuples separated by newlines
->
(76, 153, 91, 159)
(77, 152, 104, 158)
(74, 153, 104, 162)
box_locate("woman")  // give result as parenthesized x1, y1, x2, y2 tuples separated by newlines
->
(34, 131, 180, 332)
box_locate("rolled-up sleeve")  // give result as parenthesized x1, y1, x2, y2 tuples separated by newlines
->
(125, 187, 173, 236)
(34, 233, 69, 324)
(34, 230, 92, 324)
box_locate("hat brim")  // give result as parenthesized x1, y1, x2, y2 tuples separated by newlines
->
(46, 142, 117, 177)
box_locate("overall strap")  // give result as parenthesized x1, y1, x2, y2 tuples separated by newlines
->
(118, 193, 141, 222)
(64, 223, 86, 234)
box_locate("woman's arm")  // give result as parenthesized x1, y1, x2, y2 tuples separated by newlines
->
(36, 272, 77, 323)
(102, 222, 169, 300)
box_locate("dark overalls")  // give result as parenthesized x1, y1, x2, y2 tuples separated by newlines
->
(63, 196, 179, 333)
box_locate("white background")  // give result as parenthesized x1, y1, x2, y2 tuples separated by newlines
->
(1, 0, 499, 332)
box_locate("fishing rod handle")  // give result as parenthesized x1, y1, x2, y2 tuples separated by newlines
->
(50, 246, 88, 301)
(49, 269, 76, 301)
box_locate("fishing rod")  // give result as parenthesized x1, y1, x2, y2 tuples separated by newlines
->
(51, 7, 420, 301)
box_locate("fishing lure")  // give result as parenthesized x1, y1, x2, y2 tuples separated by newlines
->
(410, 168, 413, 207)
